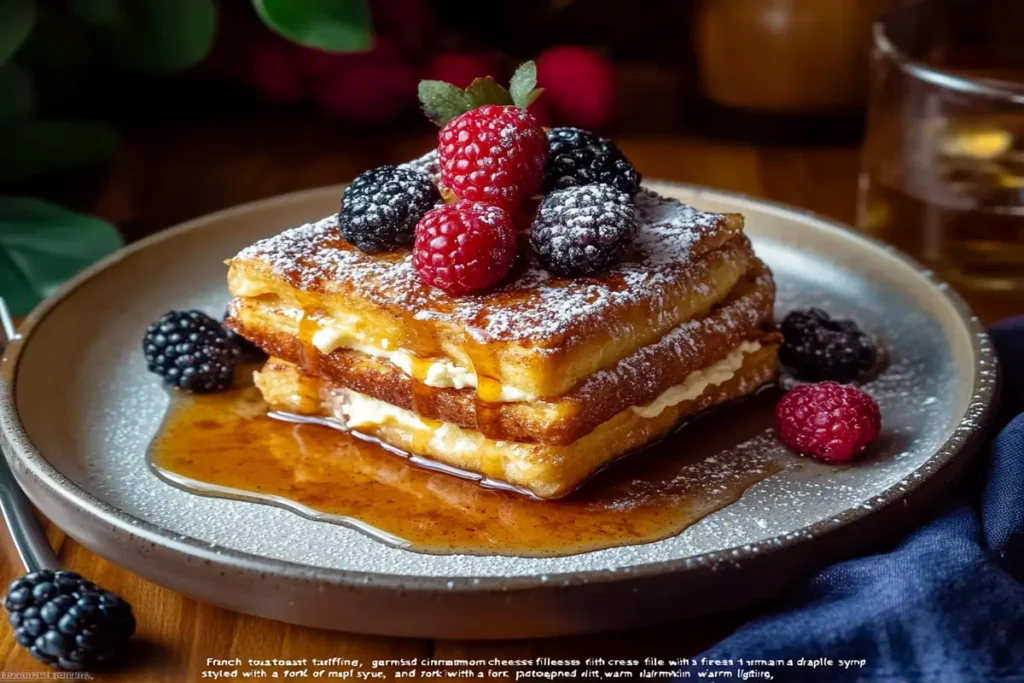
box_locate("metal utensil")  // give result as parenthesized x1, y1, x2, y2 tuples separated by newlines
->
(0, 299, 59, 573)
(0, 298, 136, 669)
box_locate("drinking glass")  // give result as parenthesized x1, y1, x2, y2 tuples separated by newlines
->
(857, 0, 1024, 294)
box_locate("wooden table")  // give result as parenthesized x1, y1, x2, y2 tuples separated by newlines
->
(1, 120, 1020, 681)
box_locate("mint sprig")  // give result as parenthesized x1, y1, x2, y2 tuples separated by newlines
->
(418, 60, 544, 126)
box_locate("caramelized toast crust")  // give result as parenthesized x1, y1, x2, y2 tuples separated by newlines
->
(227, 190, 747, 398)
(232, 259, 777, 445)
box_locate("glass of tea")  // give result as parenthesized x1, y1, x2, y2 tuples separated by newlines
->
(857, 0, 1024, 294)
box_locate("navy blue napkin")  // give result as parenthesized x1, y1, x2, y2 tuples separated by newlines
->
(697, 317, 1024, 682)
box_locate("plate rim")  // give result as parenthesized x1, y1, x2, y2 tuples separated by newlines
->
(0, 181, 1000, 592)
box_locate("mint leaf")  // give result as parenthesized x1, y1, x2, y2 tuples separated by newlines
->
(418, 80, 472, 126)
(509, 60, 539, 108)
(524, 87, 545, 107)
(253, 0, 371, 52)
(0, 0, 35, 65)
(465, 77, 513, 109)
(0, 197, 122, 315)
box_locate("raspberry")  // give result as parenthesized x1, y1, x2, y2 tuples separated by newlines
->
(776, 382, 882, 462)
(530, 184, 637, 276)
(544, 127, 640, 196)
(339, 165, 439, 253)
(437, 105, 547, 210)
(413, 201, 517, 295)
(780, 308, 878, 382)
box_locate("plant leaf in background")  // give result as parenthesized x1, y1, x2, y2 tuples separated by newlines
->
(71, 0, 216, 73)
(0, 0, 36, 65)
(0, 64, 34, 127)
(253, 0, 372, 52)
(0, 197, 122, 316)
(0, 121, 117, 182)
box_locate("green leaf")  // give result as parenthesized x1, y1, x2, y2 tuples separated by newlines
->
(71, 0, 215, 73)
(0, 0, 35, 65)
(509, 60, 540, 109)
(0, 64, 34, 127)
(417, 80, 472, 126)
(465, 77, 513, 109)
(0, 196, 122, 316)
(524, 87, 545, 107)
(0, 121, 117, 182)
(253, 0, 372, 52)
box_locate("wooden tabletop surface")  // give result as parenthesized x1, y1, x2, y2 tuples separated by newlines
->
(1, 119, 1021, 681)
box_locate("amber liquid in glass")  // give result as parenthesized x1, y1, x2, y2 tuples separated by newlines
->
(859, 70, 1024, 292)
(147, 382, 788, 558)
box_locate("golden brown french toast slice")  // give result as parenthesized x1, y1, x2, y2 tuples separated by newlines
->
(231, 259, 776, 445)
(253, 340, 780, 499)
(227, 190, 746, 399)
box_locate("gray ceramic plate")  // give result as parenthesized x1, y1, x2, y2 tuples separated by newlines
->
(0, 182, 998, 639)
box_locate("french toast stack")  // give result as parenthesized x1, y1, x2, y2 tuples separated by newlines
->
(226, 157, 780, 499)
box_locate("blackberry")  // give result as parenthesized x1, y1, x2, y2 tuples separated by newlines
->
(544, 127, 641, 197)
(339, 165, 440, 253)
(780, 308, 878, 383)
(4, 570, 135, 671)
(531, 184, 637, 276)
(142, 310, 238, 393)
(222, 307, 266, 362)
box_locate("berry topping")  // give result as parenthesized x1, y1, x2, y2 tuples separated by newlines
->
(545, 127, 641, 196)
(413, 201, 517, 295)
(530, 184, 637, 276)
(4, 570, 135, 670)
(418, 61, 548, 210)
(143, 310, 238, 393)
(776, 382, 882, 463)
(222, 307, 267, 362)
(339, 165, 440, 253)
(437, 104, 547, 209)
(779, 308, 878, 383)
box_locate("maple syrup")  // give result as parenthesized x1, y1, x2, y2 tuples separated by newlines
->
(148, 378, 785, 557)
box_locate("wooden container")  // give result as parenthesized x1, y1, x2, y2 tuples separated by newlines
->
(694, 0, 890, 114)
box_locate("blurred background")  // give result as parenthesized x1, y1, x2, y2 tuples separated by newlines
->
(1, 0, 1021, 320)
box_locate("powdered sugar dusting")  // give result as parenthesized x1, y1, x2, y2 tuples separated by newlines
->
(399, 150, 440, 184)
(233, 186, 738, 348)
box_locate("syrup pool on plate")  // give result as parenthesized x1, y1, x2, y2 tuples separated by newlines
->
(147, 377, 788, 557)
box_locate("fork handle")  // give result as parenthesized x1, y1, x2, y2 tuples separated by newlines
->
(0, 299, 60, 572)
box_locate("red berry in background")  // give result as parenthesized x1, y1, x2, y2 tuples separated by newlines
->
(536, 45, 615, 130)
(315, 57, 417, 126)
(294, 38, 401, 79)
(246, 39, 304, 104)
(424, 51, 504, 89)
(527, 96, 553, 128)
(413, 201, 517, 295)
(776, 382, 882, 463)
(438, 105, 547, 209)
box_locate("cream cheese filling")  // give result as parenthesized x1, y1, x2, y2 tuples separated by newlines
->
(630, 341, 761, 418)
(328, 341, 762, 440)
(305, 314, 536, 402)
